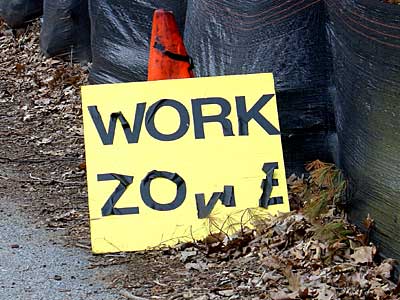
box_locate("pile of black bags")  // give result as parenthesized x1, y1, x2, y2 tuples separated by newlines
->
(326, 0, 400, 261)
(40, 0, 91, 63)
(1, 0, 400, 262)
(183, 0, 336, 174)
(0, 0, 42, 28)
(0, 0, 91, 63)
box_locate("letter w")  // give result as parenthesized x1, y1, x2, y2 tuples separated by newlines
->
(88, 104, 146, 145)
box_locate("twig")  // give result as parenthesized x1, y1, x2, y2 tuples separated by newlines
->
(23, 173, 82, 185)
(120, 290, 148, 300)
(4, 177, 83, 185)
(153, 280, 168, 287)
(70, 45, 73, 66)
(0, 156, 81, 164)
(88, 259, 132, 269)
(29, 173, 42, 181)
(75, 243, 91, 250)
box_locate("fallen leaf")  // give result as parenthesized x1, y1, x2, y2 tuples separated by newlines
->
(185, 262, 208, 271)
(351, 246, 376, 264)
(216, 289, 235, 297)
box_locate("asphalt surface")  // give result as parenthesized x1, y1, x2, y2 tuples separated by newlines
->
(0, 198, 121, 300)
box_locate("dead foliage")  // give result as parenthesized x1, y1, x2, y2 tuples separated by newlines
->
(113, 161, 399, 299)
(0, 20, 89, 246)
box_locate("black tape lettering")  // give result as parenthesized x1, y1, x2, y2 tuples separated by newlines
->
(259, 162, 282, 208)
(192, 97, 234, 139)
(268, 197, 284, 205)
(236, 94, 280, 136)
(140, 170, 186, 211)
(196, 192, 222, 219)
(222, 185, 236, 207)
(98, 173, 139, 216)
(88, 104, 146, 145)
(145, 99, 189, 141)
(196, 185, 236, 219)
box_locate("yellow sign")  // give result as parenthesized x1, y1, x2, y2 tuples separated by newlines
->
(82, 73, 289, 254)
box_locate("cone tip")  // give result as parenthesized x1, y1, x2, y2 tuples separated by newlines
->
(154, 8, 174, 16)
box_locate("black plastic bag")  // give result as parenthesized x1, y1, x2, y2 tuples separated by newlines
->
(0, 0, 43, 28)
(326, 0, 400, 259)
(184, 0, 336, 174)
(89, 0, 187, 84)
(40, 0, 91, 63)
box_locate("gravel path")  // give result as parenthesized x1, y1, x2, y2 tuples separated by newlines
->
(0, 198, 121, 300)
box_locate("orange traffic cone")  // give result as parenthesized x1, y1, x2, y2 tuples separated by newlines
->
(147, 9, 194, 81)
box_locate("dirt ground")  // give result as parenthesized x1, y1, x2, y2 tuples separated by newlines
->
(1, 19, 400, 300)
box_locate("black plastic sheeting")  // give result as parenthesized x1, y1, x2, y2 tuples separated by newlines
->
(40, 0, 91, 63)
(0, 0, 43, 28)
(326, 0, 400, 260)
(88, 0, 187, 84)
(184, 0, 336, 174)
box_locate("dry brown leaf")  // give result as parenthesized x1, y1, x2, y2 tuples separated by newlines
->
(270, 290, 297, 300)
(375, 259, 395, 279)
(350, 246, 377, 264)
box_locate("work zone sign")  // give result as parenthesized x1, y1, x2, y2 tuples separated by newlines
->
(82, 73, 289, 254)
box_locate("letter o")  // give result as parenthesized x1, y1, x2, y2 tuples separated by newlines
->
(145, 99, 190, 141)
(140, 170, 186, 211)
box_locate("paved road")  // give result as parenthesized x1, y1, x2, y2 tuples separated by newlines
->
(0, 198, 121, 300)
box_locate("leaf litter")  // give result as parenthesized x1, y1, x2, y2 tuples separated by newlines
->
(0, 19, 89, 245)
(0, 18, 399, 300)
